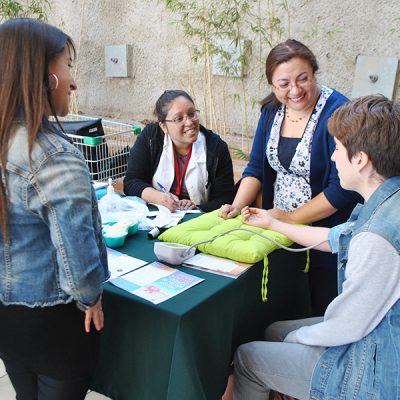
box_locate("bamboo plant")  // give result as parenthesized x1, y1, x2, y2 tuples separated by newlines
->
(0, 0, 50, 21)
(161, 0, 291, 159)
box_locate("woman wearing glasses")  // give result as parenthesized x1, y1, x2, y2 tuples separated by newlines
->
(124, 90, 234, 212)
(219, 39, 360, 316)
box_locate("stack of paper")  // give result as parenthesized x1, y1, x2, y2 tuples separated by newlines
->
(183, 253, 253, 279)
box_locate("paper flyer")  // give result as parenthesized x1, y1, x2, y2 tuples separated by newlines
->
(110, 261, 204, 304)
(106, 248, 148, 280)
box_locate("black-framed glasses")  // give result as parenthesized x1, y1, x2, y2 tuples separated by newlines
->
(164, 110, 200, 125)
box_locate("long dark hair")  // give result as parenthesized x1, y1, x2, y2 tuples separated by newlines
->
(261, 39, 319, 108)
(0, 18, 75, 237)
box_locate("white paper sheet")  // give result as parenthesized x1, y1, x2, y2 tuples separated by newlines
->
(139, 205, 185, 230)
(183, 253, 253, 279)
(106, 248, 148, 280)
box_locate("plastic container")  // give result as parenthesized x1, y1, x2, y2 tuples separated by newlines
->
(102, 231, 127, 248)
(102, 220, 138, 236)
(127, 222, 138, 236)
(96, 188, 107, 200)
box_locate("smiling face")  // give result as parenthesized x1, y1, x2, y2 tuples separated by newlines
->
(159, 96, 200, 153)
(271, 57, 319, 112)
(48, 45, 77, 116)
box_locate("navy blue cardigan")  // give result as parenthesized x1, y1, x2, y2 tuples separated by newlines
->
(243, 89, 361, 268)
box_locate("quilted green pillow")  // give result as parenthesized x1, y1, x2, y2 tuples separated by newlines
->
(159, 210, 292, 263)
(159, 210, 293, 300)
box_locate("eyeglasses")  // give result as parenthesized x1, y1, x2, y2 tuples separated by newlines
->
(272, 75, 313, 92)
(164, 110, 200, 125)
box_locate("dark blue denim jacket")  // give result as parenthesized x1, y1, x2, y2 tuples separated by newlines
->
(310, 176, 400, 399)
(0, 125, 109, 308)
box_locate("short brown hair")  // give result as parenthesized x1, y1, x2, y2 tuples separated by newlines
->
(328, 95, 400, 178)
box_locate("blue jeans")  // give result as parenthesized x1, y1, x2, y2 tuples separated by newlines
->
(233, 317, 326, 400)
(2, 357, 91, 400)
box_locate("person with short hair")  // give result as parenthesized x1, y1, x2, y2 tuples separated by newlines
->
(0, 18, 109, 399)
(236, 95, 400, 399)
(219, 39, 360, 316)
(123, 90, 235, 212)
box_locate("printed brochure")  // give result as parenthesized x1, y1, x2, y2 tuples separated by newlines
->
(110, 261, 204, 304)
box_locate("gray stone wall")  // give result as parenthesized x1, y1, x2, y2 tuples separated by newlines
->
(48, 0, 400, 141)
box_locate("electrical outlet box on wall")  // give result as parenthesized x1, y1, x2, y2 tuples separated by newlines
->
(351, 55, 398, 99)
(105, 45, 130, 78)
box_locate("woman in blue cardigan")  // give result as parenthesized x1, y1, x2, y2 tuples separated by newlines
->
(219, 39, 360, 316)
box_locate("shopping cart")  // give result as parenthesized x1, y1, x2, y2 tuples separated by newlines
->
(53, 114, 141, 182)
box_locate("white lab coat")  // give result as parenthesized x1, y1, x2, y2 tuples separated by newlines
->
(152, 132, 209, 206)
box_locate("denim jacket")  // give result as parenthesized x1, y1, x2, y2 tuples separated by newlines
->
(310, 176, 400, 399)
(0, 125, 109, 308)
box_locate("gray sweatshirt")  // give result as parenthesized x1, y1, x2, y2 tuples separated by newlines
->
(285, 232, 400, 346)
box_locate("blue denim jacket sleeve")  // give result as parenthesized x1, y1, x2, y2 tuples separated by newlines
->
(32, 149, 109, 306)
(328, 222, 352, 254)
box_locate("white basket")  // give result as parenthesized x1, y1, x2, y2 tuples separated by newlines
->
(54, 114, 141, 182)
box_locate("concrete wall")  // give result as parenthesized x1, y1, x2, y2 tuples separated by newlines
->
(48, 0, 400, 140)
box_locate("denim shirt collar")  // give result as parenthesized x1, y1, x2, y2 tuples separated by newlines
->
(42, 118, 74, 144)
(350, 176, 400, 231)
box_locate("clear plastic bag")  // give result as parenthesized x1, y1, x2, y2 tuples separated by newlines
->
(98, 179, 149, 223)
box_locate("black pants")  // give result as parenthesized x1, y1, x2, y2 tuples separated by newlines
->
(0, 302, 100, 399)
(3, 357, 90, 400)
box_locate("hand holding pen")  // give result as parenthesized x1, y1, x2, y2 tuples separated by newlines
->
(156, 182, 180, 212)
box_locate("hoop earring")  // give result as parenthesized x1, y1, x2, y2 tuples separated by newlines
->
(50, 73, 59, 90)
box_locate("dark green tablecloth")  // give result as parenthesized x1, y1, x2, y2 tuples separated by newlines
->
(91, 222, 311, 400)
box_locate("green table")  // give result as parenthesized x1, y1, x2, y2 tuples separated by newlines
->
(91, 224, 311, 400)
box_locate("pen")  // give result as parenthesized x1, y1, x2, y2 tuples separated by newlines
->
(156, 181, 169, 194)
(156, 182, 180, 210)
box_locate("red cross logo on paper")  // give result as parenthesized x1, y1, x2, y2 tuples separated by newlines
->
(144, 285, 160, 294)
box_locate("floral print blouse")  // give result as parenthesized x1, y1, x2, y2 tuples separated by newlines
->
(266, 86, 333, 211)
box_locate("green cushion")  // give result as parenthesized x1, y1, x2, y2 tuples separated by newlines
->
(159, 210, 292, 264)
